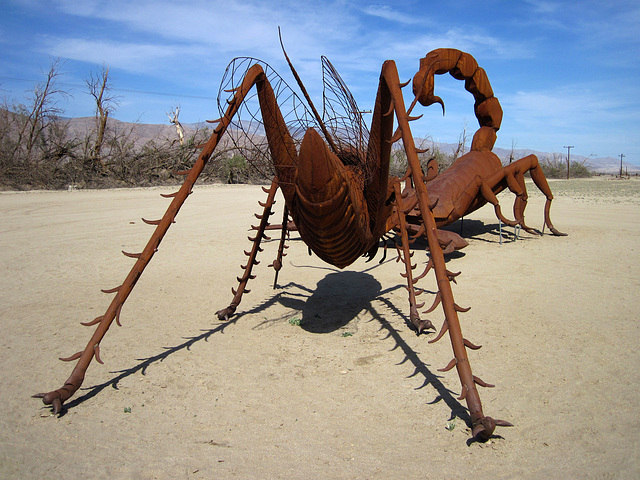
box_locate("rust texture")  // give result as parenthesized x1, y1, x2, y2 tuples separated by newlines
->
(35, 46, 565, 442)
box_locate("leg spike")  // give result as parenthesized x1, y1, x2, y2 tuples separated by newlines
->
(383, 99, 395, 117)
(101, 285, 121, 294)
(59, 352, 82, 362)
(438, 358, 457, 372)
(463, 338, 481, 350)
(142, 218, 162, 225)
(446, 270, 461, 282)
(473, 375, 495, 388)
(458, 385, 468, 401)
(81, 316, 103, 327)
(424, 292, 442, 314)
(428, 320, 449, 344)
(454, 303, 471, 313)
(413, 259, 433, 282)
(115, 305, 123, 327)
(94, 345, 103, 365)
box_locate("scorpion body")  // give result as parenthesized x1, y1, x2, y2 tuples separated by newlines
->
(35, 46, 564, 442)
(402, 49, 566, 248)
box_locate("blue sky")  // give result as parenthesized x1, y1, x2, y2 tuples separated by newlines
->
(1, 0, 638, 164)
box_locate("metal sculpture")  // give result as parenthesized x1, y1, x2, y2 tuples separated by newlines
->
(34, 45, 565, 442)
(402, 49, 566, 250)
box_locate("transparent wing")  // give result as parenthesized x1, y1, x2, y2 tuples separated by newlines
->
(217, 57, 318, 178)
(321, 56, 370, 166)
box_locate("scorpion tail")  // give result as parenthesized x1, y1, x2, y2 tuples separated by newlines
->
(412, 48, 503, 153)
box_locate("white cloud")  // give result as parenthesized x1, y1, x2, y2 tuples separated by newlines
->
(361, 4, 421, 24)
(50, 0, 358, 58)
(501, 83, 640, 136)
(38, 36, 187, 73)
(367, 28, 534, 67)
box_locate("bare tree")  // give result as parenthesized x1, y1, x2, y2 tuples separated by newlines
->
(509, 138, 517, 164)
(86, 65, 118, 172)
(451, 120, 468, 161)
(13, 58, 67, 166)
(167, 106, 185, 146)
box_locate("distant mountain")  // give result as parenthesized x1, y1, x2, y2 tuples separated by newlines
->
(63, 117, 639, 174)
(412, 139, 639, 175)
(64, 117, 200, 147)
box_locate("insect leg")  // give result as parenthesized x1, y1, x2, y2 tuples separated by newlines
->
(391, 180, 435, 334)
(34, 63, 275, 414)
(216, 179, 280, 320)
(382, 59, 512, 441)
(268, 204, 290, 288)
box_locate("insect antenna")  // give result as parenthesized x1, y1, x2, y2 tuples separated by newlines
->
(278, 27, 339, 154)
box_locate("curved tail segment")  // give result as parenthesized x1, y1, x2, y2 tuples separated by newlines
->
(412, 48, 503, 153)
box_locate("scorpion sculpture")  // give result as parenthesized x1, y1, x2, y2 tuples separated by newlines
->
(35, 46, 565, 441)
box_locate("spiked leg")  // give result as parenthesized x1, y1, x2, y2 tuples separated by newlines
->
(33, 131, 222, 413)
(216, 179, 280, 320)
(391, 180, 434, 334)
(382, 60, 511, 440)
(34, 63, 276, 413)
(268, 203, 290, 288)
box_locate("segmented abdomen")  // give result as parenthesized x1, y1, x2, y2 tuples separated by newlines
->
(291, 169, 373, 269)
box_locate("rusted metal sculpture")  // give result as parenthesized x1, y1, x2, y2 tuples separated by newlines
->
(34, 45, 565, 441)
(402, 49, 566, 249)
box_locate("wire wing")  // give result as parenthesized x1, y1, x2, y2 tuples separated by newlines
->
(217, 57, 318, 177)
(320, 56, 371, 171)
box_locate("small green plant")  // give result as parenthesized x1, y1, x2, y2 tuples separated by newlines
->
(341, 331, 353, 337)
(445, 417, 457, 431)
(124, 406, 131, 413)
(288, 317, 301, 326)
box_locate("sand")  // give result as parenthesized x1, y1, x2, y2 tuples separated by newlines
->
(1, 177, 639, 479)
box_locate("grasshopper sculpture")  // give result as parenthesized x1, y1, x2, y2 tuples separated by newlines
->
(35, 46, 565, 441)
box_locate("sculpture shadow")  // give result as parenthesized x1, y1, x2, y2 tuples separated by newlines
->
(61, 318, 238, 413)
(275, 270, 384, 333)
(445, 218, 533, 246)
(61, 267, 470, 429)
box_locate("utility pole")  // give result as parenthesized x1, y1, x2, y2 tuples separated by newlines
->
(619, 153, 625, 177)
(563, 145, 574, 179)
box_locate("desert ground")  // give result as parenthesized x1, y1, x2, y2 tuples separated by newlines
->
(1, 177, 639, 479)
